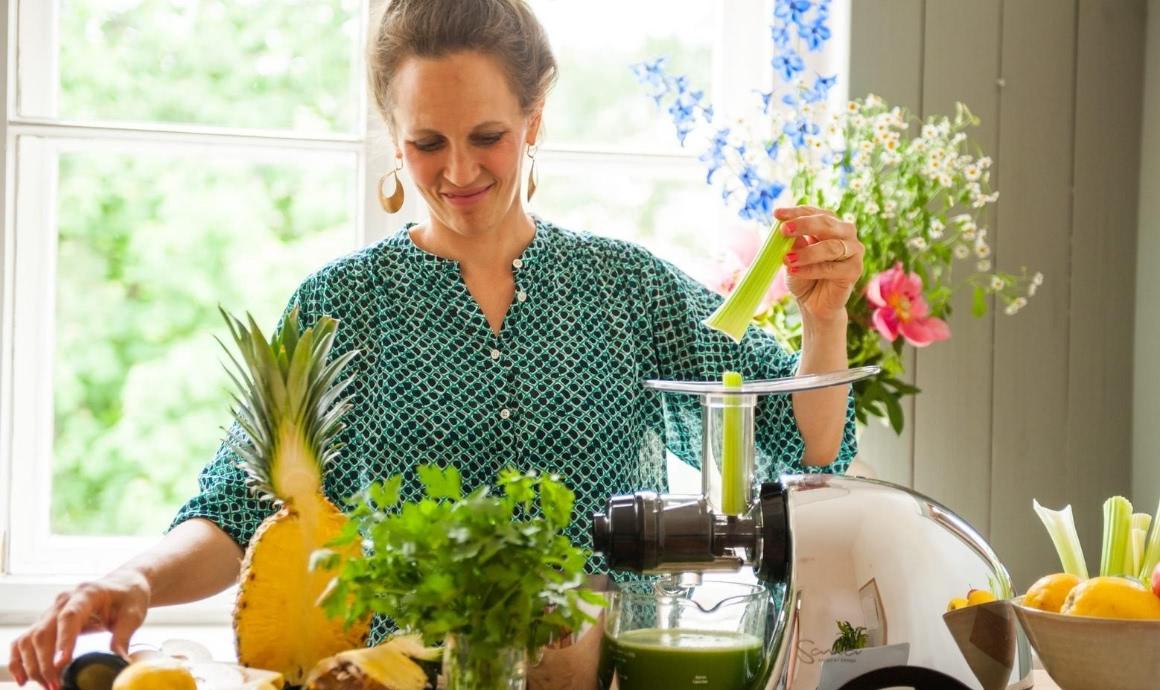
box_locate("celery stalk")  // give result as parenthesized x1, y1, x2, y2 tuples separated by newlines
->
(1137, 499, 1160, 582)
(1130, 513, 1152, 578)
(720, 371, 745, 515)
(1100, 496, 1133, 577)
(1033, 500, 1089, 579)
(704, 222, 795, 342)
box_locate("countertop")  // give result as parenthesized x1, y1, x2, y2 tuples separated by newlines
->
(0, 670, 1064, 689)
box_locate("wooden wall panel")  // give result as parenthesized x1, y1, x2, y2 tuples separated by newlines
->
(989, 0, 1079, 588)
(848, 0, 1145, 591)
(1065, 0, 1143, 551)
(912, 0, 1003, 538)
(848, 0, 923, 488)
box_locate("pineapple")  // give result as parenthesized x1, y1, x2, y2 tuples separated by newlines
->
(305, 634, 441, 690)
(220, 306, 369, 685)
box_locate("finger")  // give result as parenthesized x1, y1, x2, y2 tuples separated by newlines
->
(787, 256, 861, 281)
(774, 205, 829, 221)
(109, 606, 145, 659)
(31, 626, 59, 690)
(781, 213, 858, 242)
(54, 597, 95, 672)
(17, 638, 43, 689)
(9, 638, 28, 685)
(787, 238, 860, 268)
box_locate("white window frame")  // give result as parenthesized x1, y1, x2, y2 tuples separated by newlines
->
(0, 0, 847, 624)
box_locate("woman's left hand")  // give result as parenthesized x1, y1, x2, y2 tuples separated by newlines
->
(775, 206, 863, 321)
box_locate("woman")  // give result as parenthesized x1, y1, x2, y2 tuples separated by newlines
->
(9, 0, 863, 687)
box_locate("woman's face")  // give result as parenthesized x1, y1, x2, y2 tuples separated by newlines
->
(391, 51, 540, 238)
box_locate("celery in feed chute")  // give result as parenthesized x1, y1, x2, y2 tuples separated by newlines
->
(720, 371, 745, 515)
(704, 221, 795, 342)
(1033, 500, 1089, 579)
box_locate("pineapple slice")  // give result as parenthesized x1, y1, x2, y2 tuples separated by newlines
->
(219, 307, 369, 685)
(304, 634, 441, 690)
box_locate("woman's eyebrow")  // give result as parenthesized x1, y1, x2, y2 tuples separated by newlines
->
(410, 121, 508, 137)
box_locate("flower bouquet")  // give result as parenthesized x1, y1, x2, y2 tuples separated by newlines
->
(635, 0, 1041, 432)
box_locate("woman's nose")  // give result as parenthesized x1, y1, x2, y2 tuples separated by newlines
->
(444, 145, 481, 187)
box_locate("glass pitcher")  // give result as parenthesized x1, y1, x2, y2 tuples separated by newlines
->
(598, 579, 771, 690)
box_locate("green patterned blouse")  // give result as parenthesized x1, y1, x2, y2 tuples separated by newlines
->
(170, 217, 856, 638)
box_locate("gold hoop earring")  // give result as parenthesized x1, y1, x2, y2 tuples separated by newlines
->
(526, 144, 539, 202)
(378, 159, 405, 213)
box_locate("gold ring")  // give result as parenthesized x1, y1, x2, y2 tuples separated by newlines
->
(837, 239, 849, 261)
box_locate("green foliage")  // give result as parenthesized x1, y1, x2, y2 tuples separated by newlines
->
(753, 96, 1043, 433)
(58, 0, 359, 132)
(830, 620, 868, 654)
(318, 465, 604, 665)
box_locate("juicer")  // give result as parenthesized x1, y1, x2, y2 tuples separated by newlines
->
(592, 367, 1033, 690)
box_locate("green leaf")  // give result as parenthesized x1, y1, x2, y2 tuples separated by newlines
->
(972, 285, 987, 318)
(418, 464, 462, 500)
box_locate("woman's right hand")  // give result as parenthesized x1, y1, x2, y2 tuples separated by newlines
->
(8, 569, 151, 689)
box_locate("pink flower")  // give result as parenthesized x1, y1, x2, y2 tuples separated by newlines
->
(865, 262, 951, 347)
(707, 224, 789, 315)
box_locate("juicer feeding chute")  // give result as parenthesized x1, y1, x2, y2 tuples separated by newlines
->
(592, 367, 1033, 690)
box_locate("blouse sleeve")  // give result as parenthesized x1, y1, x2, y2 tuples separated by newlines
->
(642, 253, 857, 479)
(166, 277, 321, 547)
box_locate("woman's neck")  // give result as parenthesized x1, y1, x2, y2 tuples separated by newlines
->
(413, 209, 536, 274)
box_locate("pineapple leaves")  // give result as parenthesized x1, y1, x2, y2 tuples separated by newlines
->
(217, 305, 358, 501)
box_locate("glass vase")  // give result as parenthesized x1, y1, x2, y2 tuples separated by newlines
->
(443, 634, 528, 690)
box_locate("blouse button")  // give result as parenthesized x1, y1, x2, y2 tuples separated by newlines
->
(512, 258, 524, 269)
(490, 348, 501, 360)
(500, 408, 512, 420)
(516, 291, 527, 303)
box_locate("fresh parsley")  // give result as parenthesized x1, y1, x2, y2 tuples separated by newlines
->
(317, 465, 604, 665)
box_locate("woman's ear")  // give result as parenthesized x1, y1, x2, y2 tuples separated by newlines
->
(527, 103, 545, 147)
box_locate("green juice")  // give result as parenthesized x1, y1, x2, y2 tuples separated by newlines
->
(599, 628, 764, 690)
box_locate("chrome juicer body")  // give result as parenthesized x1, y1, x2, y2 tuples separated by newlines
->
(591, 368, 1033, 690)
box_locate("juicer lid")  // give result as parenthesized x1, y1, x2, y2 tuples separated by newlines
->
(644, 366, 880, 396)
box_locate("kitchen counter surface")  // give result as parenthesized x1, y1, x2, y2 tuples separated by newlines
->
(0, 670, 1065, 689)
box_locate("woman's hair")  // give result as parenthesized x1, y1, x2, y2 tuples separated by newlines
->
(368, 0, 558, 128)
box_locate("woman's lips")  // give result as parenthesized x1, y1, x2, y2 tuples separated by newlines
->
(442, 184, 493, 207)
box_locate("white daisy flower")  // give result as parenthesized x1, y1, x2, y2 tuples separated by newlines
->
(860, 140, 874, 153)
(937, 172, 953, 187)
(865, 201, 881, 215)
(990, 275, 1005, 290)
(929, 218, 945, 239)
(964, 165, 981, 181)
(908, 237, 928, 250)
(978, 156, 993, 168)
(847, 100, 860, 112)
(1005, 302, 1020, 315)
(975, 242, 992, 258)
(850, 178, 865, 191)
(954, 244, 970, 259)
(865, 94, 883, 108)
(952, 213, 973, 225)
(1033, 271, 1044, 286)
(977, 259, 992, 271)
(922, 124, 939, 139)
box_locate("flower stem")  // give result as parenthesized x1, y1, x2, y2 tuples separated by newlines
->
(704, 221, 795, 342)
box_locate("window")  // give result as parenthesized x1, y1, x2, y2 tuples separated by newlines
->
(1, 0, 845, 621)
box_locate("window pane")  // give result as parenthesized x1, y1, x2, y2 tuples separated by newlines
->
(533, 161, 725, 275)
(51, 149, 356, 535)
(50, 0, 361, 132)
(533, 0, 716, 152)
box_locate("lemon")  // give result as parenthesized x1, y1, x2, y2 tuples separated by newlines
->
(1023, 573, 1082, 613)
(966, 589, 997, 606)
(946, 597, 970, 612)
(111, 657, 196, 690)
(1061, 576, 1160, 619)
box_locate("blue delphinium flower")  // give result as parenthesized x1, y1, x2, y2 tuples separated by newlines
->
(632, 0, 836, 226)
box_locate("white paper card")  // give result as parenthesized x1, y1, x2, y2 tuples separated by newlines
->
(815, 642, 911, 690)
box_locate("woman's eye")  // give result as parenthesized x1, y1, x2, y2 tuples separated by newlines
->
(473, 133, 504, 146)
(413, 139, 444, 152)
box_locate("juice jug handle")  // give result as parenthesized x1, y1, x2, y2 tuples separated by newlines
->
(836, 665, 974, 690)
